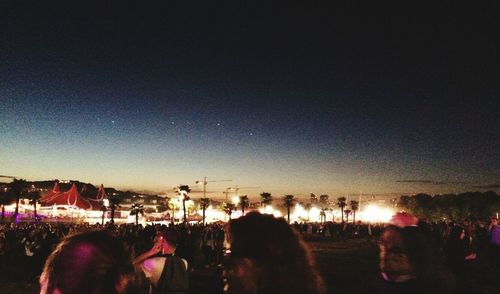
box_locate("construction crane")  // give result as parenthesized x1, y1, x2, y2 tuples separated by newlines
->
(195, 177, 232, 198)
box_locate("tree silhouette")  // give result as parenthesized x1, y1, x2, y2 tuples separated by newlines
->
(108, 194, 121, 223)
(239, 195, 249, 215)
(350, 200, 359, 223)
(260, 192, 273, 206)
(0, 190, 16, 222)
(224, 203, 236, 220)
(320, 208, 327, 223)
(411, 193, 433, 219)
(100, 204, 108, 224)
(130, 203, 144, 225)
(8, 179, 28, 221)
(200, 197, 210, 225)
(310, 193, 318, 205)
(319, 194, 329, 214)
(178, 185, 191, 223)
(283, 195, 295, 223)
(396, 191, 500, 221)
(398, 195, 411, 210)
(319, 194, 329, 204)
(165, 197, 177, 224)
(344, 209, 352, 223)
(337, 197, 347, 222)
(28, 190, 41, 221)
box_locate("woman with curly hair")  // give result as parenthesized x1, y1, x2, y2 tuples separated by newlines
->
(224, 212, 326, 294)
(39, 230, 136, 294)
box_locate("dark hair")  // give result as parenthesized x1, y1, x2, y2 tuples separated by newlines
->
(40, 231, 134, 294)
(157, 227, 179, 247)
(227, 212, 326, 294)
(382, 225, 454, 293)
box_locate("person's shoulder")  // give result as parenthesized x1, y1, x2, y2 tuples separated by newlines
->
(181, 258, 188, 270)
(171, 255, 188, 270)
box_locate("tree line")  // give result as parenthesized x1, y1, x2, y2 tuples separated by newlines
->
(397, 191, 500, 221)
(2, 179, 498, 224)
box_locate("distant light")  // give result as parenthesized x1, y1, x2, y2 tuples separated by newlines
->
(232, 196, 239, 205)
(258, 205, 282, 218)
(360, 204, 394, 222)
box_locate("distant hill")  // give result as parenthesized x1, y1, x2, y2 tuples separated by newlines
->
(26, 180, 160, 199)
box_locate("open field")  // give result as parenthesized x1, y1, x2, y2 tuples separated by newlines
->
(1, 237, 499, 294)
(311, 238, 500, 294)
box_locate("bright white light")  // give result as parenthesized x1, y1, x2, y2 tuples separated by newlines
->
(185, 199, 195, 208)
(126, 213, 146, 225)
(197, 205, 226, 223)
(232, 210, 242, 219)
(232, 196, 239, 205)
(258, 205, 282, 218)
(360, 204, 394, 222)
(309, 207, 321, 222)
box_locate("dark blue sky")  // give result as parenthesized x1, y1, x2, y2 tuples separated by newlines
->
(1, 1, 499, 197)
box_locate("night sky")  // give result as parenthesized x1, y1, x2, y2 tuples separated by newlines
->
(1, 2, 499, 198)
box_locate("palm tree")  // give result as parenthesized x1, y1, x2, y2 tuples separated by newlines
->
(283, 195, 295, 223)
(200, 197, 210, 225)
(350, 200, 359, 223)
(319, 194, 329, 208)
(344, 209, 352, 223)
(0, 191, 15, 223)
(28, 190, 41, 221)
(130, 203, 144, 225)
(100, 204, 108, 224)
(319, 194, 329, 217)
(310, 193, 318, 205)
(8, 178, 28, 221)
(108, 194, 122, 223)
(320, 208, 327, 223)
(337, 197, 347, 222)
(260, 192, 273, 206)
(224, 203, 236, 220)
(166, 197, 177, 224)
(178, 185, 191, 223)
(239, 195, 249, 215)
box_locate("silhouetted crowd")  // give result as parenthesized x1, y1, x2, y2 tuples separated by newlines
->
(0, 215, 499, 293)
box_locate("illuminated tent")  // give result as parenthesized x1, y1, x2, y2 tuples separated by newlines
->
(40, 181, 62, 202)
(42, 183, 93, 210)
(87, 184, 107, 206)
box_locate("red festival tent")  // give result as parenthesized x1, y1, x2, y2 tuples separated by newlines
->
(87, 184, 107, 206)
(42, 183, 93, 210)
(91, 184, 106, 201)
(40, 180, 62, 202)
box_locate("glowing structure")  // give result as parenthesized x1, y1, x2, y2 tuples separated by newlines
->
(258, 205, 282, 218)
(358, 204, 394, 222)
(40, 183, 92, 210)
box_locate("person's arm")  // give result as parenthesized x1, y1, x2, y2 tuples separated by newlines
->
(133, 242, 162, 265)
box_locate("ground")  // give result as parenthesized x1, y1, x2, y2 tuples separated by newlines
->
(1, 238, 499, 293)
